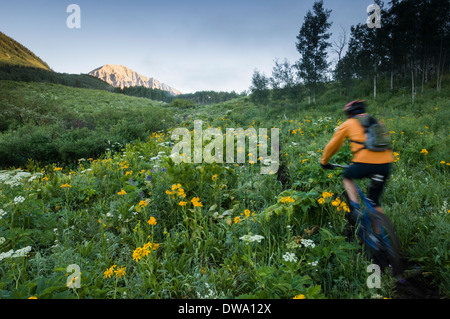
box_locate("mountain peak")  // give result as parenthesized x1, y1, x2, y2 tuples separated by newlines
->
(89, 65, 181, 95)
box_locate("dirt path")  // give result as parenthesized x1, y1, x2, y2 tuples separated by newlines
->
(394, 262, 443, 299)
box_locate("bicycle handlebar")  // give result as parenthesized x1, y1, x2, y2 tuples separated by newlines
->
(323, 163, 349, 170)
(330, 164, 349, 169)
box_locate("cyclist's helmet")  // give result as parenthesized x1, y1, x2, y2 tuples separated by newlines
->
(344, 100, 366, 116)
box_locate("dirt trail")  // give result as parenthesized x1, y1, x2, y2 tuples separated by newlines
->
(394, 262, 443, 299)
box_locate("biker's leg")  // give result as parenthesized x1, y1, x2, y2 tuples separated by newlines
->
(343, 178, 360, 211)
(373, 206, 383, 213)
(368, 166, 390, 234)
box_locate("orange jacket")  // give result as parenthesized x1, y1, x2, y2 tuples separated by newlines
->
(321, 114, 395, 165)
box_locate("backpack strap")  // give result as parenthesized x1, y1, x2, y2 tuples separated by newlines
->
(348, 115, 372, 154)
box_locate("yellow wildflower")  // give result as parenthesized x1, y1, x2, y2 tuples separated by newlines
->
(212, 174, 218, 181)
(148, 217, 157, 226)
(293, 294, 306, 299)
(244, 209, 251, 218)
(177, 188, 186, 197)
(60, 183, 72, 188)
(322, 192, 334, 199)
(138, 200, 148, 208)
(420, 149, 429, 155)
(132, 247, 143, 262)
(234, 216, 241, 224)
(114, 266, 126, 279)
(103, 265, 116, 279)
(318, 198, 325, 205)
(179, 201, 188, 206)
(171, 183, 182, 191)
(117, 189, 127, 195)
(191, 197, 203, 207)
(332, 198, 341, 207)
(280, 196, 295, 204)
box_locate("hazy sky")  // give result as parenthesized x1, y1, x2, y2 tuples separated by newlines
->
(0, 0, 377, 93)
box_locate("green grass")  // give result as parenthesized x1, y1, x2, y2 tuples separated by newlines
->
(0, 32, 50, 70)
(0, 80, 174, 168)
(0, 78, 448, 299)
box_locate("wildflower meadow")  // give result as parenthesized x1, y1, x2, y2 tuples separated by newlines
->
(0, 85, 448, 300)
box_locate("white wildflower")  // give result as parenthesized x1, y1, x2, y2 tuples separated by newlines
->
(0, 237, 6, 245)
(307, 151, 318, 158)
(27, 173, 42, 183)
(0, 249, 14, 261)
(301, 239, 316, 249)
(11, 246, 32, 258)
(282, 252, 298, 263)
(0, 170, 31, 187)
(0, 209, 6, 220)
(14, 196, 26, 205)
(0, 246, 32, 261)
(239, 234, 264, 244)
(440, 201, 448, 214)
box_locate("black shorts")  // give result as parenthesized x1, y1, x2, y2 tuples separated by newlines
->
(343, 163, 391, 207)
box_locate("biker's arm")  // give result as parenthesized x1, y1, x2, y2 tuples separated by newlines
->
(320, 121, 349, 165)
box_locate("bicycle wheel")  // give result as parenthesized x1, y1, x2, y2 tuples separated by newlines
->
(365, 211, 403, 276)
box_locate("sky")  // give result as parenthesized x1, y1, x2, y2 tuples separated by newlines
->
(0, 0, 377, 93)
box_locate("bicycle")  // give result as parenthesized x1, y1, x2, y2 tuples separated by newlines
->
(326, 164, 403, 276)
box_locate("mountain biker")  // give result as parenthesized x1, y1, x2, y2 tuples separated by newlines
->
(320, 100, 395, 225)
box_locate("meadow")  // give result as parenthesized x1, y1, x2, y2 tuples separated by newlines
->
(0, 79, 448, 299)
(0, 80, 173, 167)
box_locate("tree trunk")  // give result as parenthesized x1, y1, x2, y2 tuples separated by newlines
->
(436, 37, 445, 92)
(373, 74, 377, 99)
(421, 59, 426, 97)
(390, 71, 394, 91)
(438, 49, 446, 92)
(411, 62, 415, 104)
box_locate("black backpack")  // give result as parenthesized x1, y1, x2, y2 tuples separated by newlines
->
(350, 115, 392, 153)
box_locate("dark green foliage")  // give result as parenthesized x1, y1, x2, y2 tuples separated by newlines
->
(175, 91, 243, 105)
(249, 69, 271, 104)
(169, 98, 196, 108)
(295, 0, 332, 104)
(0, 81, 173, 168)
(115, 86, 243, 105)
(114, 86, 173, 102)
(336, 0, 450, 98)
(0, 63, 113, 91)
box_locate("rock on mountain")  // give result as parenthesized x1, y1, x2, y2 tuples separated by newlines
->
(89, 64, 182, 95)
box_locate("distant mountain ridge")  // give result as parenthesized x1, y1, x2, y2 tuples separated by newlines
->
(89, 65, 182, 95)
(0, 32, 50, 70)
